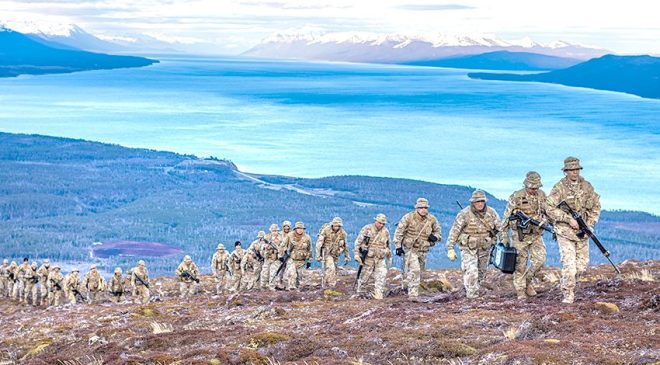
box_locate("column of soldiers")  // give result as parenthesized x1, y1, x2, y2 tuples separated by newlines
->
(1, 157, 601, 306)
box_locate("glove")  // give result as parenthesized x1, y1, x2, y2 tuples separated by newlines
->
(305, 261, 311, 269)
(428, 234, 439, 243)
(447, 248, 457, 262)
(354, 255, 362, 265)
(395, 247, 404, 257)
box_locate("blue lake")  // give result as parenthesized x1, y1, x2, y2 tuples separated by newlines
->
(1, 56, 659, 213)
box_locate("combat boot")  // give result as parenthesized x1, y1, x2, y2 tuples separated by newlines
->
(561, 292, 574, 304)
(516, 289, 528, 300)
(525, 285, 537, 297)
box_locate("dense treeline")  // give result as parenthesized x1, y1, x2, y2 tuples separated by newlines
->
(0, 132, 657, 276)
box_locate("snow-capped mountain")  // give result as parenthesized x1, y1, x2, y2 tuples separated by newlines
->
(243, 31, 608, 63)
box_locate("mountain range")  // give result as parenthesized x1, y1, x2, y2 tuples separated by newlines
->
(406, 51, 583, 71)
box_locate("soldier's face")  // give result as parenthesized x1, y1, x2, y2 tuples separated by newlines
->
(526, 187, 539, 195)
(416, 207, 428, 216)
(332, 225, 340, 232)
(473, 201, 486, 210)
(565, 169, 580, 181)
(295, 228, 304, 234)
(375, 221, 384, 229)
(283, 226, 290, 232)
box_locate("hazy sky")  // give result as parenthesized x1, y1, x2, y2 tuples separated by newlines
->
(1, 0, 659, 54)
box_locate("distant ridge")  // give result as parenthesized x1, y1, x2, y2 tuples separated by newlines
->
(468, 54, 660, 99)
(405, 51, 582, 71)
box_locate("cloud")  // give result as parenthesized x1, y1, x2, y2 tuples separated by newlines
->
(396, 4, 475, 11)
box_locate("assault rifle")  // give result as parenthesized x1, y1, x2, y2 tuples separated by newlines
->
(30, 275, 39, 284)
(271, 248, 291, 284)
(223, 261, 233, 277)
(558, 201, 620, 274)
(509, 210, 554, 238)
(51, 280, 63, 292)
(181, 271, 200, 283)
(353, 236, 371, 291)
(9, 272, 16, 283)
(133, 273, 150, 288)
(72, 287, 86, 302)
(320, 247, 326, 288)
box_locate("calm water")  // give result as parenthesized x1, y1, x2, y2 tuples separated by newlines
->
(1, 56, 659, 213)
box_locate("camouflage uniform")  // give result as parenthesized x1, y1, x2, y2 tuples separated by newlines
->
(355, 214, 392, 300)
(447, 190, 501, 299)
(547, 157, 601, 303)
(64, 268, 83, 304)
(240, 248, 260, 291)
(316, 217, 350, 288)
(395, 198, 442, 299)
(22, 262, 39, 305)
(131, 261, 150, 304)
(0, 260, 10, 297)
(47, 266, 64, 306)
(500, 172, 549, 299)
(247, 232, 266, 289)
(7, 261, 18, 299)
(261, 225, 281, 290)
(36, 260, 51, 306)
(283, 222, 312, 290)
(176, 256, 200, 298)
(211, 244, 230, 294)
(13, 261, 29, 301)
(270, 221, 291, 288)
(228, 244, 245, 292)
(83, 265, 106, 304)
(109, 268, 125, 303)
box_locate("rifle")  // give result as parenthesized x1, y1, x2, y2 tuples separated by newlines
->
(353, 236, 370, 291)
(133, 273, 150, 288)
(509, 210, 554, 239)
(558, 201, 620, 274)
(181, 271, 200, 283)
(72, 288, 86, 302)
(110, 290, 123, 297)
(9, 272, 16, 283)
(50, 280, 63, 292)
(320, 247, 326, 288)
(30, 275, 39, 284)
(271, 248, 291, 284)
(223, 261, 233, 277)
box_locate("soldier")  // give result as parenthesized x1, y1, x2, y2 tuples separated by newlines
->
(354, 214, 393, 300)
(500, 172, 549, 300)
(22, 261, 39, 305)
(447, 190, 501, 299)
(394, 198, 442, 300)
(240, 246, 261, 291)
(282, 220, 292, 237)
(131, 260, 150, 304)
(228, 241, 244, 292)
(175, 255, 200, 298)
(64, 267, 83, 304)
(283, 222, 313, 290)
(124, 268, 134, 301)
(83, 264, 106, 304)
(211, 243, 230, 294)
(108, 267, 125, 303)
(547, 157, 601, 304)
(36, 259, 51, 306)
(0, 259, 10, 297)
(47, 265, 64, 306)
(316, 217, 350, 288)
(247, 231, 266, 289)
(8, 261, 18, 300)
(12, 258, 29, 301)
(260, 224, 281, 290)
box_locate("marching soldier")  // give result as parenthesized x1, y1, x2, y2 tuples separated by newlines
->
(247, 231, 266, 289)
(316, 217, 350, 288)
(211, 243, 230, 294)
(36, 259, 51, 306)
(131, 260, 150, 304)
(47, 265, 64, 306)
(394, 198, 442, 300)
(0, 259, 10, 297)
(283, 222, 312, 290)
(354, 214, 392, 299)
(228, 241, 244, 292)
(8, 261, 18, 300)
(500, 172, 549, 300)
(447, 190, 501, 299)
(64, 267, 83, 304)
(240, 246, 260, 291)
(109, 267, 125, 303)
(547, 157, 601, 304)
(282, 220, 292, 238)
(22, 261, 39, 305)
(13, 258, 29, 301)
(83, 264, 106, 304)
(175, 255, 200, 298)
(261, 224, 281, 290)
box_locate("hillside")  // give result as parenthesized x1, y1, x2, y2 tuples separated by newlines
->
(0, 261, 657, 364)
(468, 54, 660, 99)
(405, 51, 582, 71)
(0, 27, 157, 77)
(0, 132, 658, 276)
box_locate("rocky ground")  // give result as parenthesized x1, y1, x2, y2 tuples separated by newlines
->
(0, 261, 658, 365)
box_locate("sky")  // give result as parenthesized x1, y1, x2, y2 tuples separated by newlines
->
(1, 0, 659, 55)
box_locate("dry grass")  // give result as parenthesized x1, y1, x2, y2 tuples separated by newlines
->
(150, 321, 174, 334)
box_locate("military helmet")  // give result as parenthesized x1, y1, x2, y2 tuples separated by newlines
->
(184, 255, 192, 262)
(31, 261, 38, 267)
(43, 259, 50, 264)
(415, 197, 430, 209)
(269, 223, 279, 232)
(217, 243, 225, 250)
(3, 259, 7, 264)
(138, 260, 146, 266)
(375, 213, 387, 224)
(114, 267, 122, 274)
(294, 221, 305, 230)
(52, 265, 60, 270)
(331, 217, 343, 227)
(72, 267, 79, 272)
(257, 231, 266, 238)
(524, 171, 543, 189)
(282, 220, 292, 228)
(90, 264, 97, 270)
(562, 156, 583, 171)
(470, 190, 488, 203)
